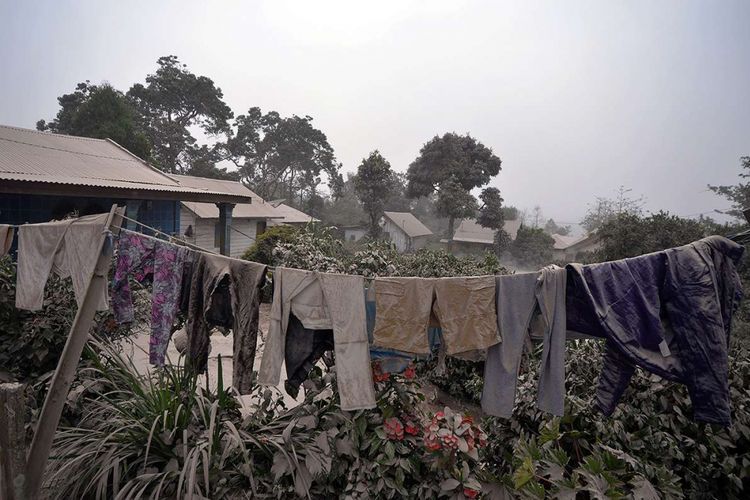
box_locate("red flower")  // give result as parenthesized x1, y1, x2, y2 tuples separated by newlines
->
(405, 422, 419, 435)
(461, 415, 474, 425)
(425, 434, 441, 451)
(372, 362, 390, 382)
(384, 417, 404, 441)
(440, 434, 459, 449)
(435, 411, 445, 420)
(464, 487, 479, 498)
(403, 365, 416, 380)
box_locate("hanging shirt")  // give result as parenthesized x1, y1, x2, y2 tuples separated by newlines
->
(111, 231, 190, 365)
(566, 235, 744, 426)
(0, 225, 14, 257)
(482, 266, 567, 418)
(15, 213, 109, 311)
(185, 252, 266, 395)
(258, 267, 376, 411)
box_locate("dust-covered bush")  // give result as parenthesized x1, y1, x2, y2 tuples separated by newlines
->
(241, 224, 299, 265)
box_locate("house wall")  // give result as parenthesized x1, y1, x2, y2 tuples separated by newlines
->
(0, 194, 179, 233)
(180, 209, 260, 258)
(344, 228, 367, 242)
(382, 219, 411, 252)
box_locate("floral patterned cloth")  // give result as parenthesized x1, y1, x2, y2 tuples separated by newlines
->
(112, 231, 190, 365)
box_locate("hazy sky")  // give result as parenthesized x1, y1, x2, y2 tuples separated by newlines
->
(1, 0, 748, 227)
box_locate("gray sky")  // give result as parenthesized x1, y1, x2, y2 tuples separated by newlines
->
(1, 0, 748, 227)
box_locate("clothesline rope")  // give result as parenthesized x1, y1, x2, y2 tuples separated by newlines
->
(119, 214, 221, 255)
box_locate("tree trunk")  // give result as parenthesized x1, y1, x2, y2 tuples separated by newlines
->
(448, 216, 456, 239)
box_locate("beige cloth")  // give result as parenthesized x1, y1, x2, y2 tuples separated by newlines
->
(259, 267, 376, 411)
(0, 225, 14, 257)
(372, 275, 501, 355)
(15, 213, 109, 311)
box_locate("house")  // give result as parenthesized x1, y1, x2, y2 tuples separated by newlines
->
(450, 218, 523, 255)
(381, 211, 432, 252)
(172, 175, 281, 258)
(551, 232, 601, 261)
(268, 202, 318, 226)
(341, 225, 368, 242)
(0, 125, 250, 254)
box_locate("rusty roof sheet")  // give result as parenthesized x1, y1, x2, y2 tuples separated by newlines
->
(0, 125, 251, 203)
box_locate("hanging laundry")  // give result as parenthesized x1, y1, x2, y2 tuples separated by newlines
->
(482, 266, 567, 418)
(0, 224, 14, 257)
(365, 285, 442, 373)
(16, 213, 109, 311)
(111, 231, 190, 365)
(185, 252, 266, 395)
(566, 235, 744, 426)
(371, 276, 500, 356)
(258, 268, 376, 411)
(284, 313, 334, 398)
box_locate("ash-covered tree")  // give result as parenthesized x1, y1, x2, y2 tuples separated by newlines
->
(127, 55, 233, 174)
(406, 133, 502, 237)
(544, 218, 571, 236)
(353, 151, 398, 238)
(709, 156, 750, 221)
(581, 186, 644, 232)
(223, 107, 342, 206)
(184, 145, 239, 181)
(510, 225, 555, 267)
(37, 82, 151, 160)
(476, 187, 504, 230)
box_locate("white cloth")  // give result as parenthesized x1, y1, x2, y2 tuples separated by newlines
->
(15, 213, 109, 311)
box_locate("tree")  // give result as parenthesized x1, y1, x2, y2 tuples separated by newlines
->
(544, 218, 571, 236)
(595, 211, 707, 262)
(127, 55, 234, 174)
(406, 133, 502, 237)
(320, 174, 367, 227)
(708, 156, 750, 221)
(223, 107, 342, 206)
(510, 225, 555, 267)
(476, 187, 505, 230)
(581, 186, 645, 232)
(184, 145, 239, 181)
(37, 82, 151, 160)
(353, 151, 399, 238)
(531, 205, 543, 228)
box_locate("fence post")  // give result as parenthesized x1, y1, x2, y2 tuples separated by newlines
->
(0, 382, 26, 500)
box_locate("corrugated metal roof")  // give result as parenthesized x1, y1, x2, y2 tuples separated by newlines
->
(271, 203, 318, 224)
(173, 174, 281, 219)
(0, 125, 251, 203)
(551, 233, 581, 249)
(383, 211, 433, 238)
(452, 218, 522, 244)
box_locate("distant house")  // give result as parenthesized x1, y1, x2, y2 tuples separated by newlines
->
(551, 232, 601, 261)
(0, 125, 250, 255)
(341, 225, 368, 242)
(450, 218, 523, 255)
(173, 175, 281, 258)
(381, 211, 433, 252)
(268, 202, 319, 227)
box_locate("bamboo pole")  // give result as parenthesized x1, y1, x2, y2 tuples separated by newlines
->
(22, 204, 124, 500)
(0, 383, 26, 500)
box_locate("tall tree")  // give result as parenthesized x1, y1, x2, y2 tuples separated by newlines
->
(37, 82, 151, 160)
(406, 132, 502, 237)
(708, 156, 750, 221)
(223, 107, 342, 205)
(127, 55, 233, 174)
(353, 151, 398, 238)
(476, 187, 505, 230)
(581, 186, 645, 232)
(544, 218, 571, 236)
(510, 225, 555, 267)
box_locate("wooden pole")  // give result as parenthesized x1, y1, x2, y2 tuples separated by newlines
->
(23, 205, 124, 500)
(0, 383, 26, 500)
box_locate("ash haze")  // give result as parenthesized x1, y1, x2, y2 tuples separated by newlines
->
(1, 0, 748, 227)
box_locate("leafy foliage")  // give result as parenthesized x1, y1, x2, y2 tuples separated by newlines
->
(476, 187, 505, 231)
(709, 156, 750, 220)
(36, 82, 151, 160)
(353, 150, 399, 238)
(240, 224, 299, 266)
(581, 186, 645, 232)
(509, 225, 555, 267)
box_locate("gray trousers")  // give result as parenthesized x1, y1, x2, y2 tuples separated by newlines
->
(482, 266, 567, 417)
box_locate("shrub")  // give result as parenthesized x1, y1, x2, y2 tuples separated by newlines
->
(241, 224, 299, 265)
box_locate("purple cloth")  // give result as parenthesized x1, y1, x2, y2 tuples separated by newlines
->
(112, 232, 190, 365)
(566, 236, 744, 426)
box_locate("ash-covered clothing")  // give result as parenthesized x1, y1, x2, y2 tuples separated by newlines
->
(284, 313, 334, 397)
(15, 213, 109, 311)
(372, 276, 500, 355)
(111, 231, 190, 365)
(566, 236, 744, 426)
(482, 266, 567, 418)
(259, 268, 376, 411)
(0, 225, 13, 257)
(186, 253, 266, 394)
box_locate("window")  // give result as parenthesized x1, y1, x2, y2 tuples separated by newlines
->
(257, 221, 267, 236)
